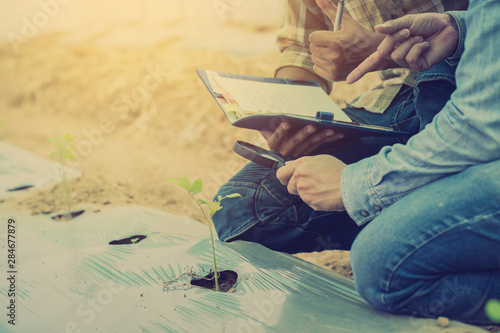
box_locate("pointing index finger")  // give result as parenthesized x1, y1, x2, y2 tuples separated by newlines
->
(346, 51, 383, 84)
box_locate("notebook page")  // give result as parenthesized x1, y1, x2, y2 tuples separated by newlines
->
(214, 76, 352, 123)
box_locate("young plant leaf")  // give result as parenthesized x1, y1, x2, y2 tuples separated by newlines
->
(485, 299, 500, 322)
(168, 177, 191, 191)
(190, 178, 202, 195)
(208, 201, 222, 217)
(167, 178, 181, 187)
(223, 193, 242, 200)
(198, 199, 209, 205)
(168, 176, 242, 292)
(48, 132, 77, 220)
(61, 133, 77, 143)
(64, 147, 74, 160)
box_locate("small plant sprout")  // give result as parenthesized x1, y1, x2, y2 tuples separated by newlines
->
(485, 299, 500, 323)
(48, 133, 77, 220)
(168, 177, 241, 291)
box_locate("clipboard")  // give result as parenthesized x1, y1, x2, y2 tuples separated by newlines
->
(197, 68, 410, 140)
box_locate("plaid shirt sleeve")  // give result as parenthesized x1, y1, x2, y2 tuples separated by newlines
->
(275, 0, 334, 93)
(275, 0, 469, 114)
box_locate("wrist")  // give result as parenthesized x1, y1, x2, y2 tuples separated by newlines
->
(445, 13, 459, 32)
(444, 11, 465, 65)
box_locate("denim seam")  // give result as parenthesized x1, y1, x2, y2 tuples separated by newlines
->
(253, 175, 300, 226)
(223, 181, 259, 189)
(261, 182, 291, 208)
(414, 75, 456, 90)
(380, 210, 500, 310)
(391, 87, 417, 136)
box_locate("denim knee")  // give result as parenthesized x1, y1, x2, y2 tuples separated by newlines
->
(350, 224, 394, 313)
(212, 161, 363, 253)
(211, 161, 302, 243)
(350, 160, 500, 320)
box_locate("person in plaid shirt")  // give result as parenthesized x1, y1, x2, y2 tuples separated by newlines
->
(264, 0, 468, 156)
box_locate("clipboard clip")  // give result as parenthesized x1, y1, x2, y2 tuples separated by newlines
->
(315, 111, 335, 124)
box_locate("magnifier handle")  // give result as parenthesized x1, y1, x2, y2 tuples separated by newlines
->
(273, 160, 286, 170)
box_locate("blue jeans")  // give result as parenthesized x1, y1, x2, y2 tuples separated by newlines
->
(213, 61, 457, 254)
(350, 159, 500, 324)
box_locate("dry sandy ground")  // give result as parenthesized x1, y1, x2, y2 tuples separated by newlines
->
(0, 23, 376, 278)
(0, 21, 497, 332)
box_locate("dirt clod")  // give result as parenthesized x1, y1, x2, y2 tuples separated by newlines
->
(437, 316, 450, 328)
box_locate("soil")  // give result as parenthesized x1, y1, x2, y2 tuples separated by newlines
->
(1, 22, 374, 280)
(190, 270, 239, 292)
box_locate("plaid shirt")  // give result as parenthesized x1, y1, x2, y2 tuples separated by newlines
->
(275, 0, 469, 113)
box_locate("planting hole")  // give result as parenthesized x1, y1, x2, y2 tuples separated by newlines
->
(190, 270, 238, 292)
(7, 184, 34, 192)
(109, 235, 147, 245)
(51, 210, 85, 221)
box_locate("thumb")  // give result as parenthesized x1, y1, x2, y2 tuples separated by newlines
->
(315, 0, 338, 25)
(276, 159, 300, 185)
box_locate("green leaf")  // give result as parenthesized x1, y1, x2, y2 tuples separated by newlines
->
(64, 147, 74, 160)
(180, 177, 192, 191)
(223, 193, 242, 200)
(198, 199, 209, 205)
(131, 237, 139, 244)
(168, 177, 192, 191)
(62, 133, 77, 142)
(208, 201, 222, 217)
(485, 299, 500, 322)
(167, 178, 181, 186)
(190, 178, 202, 195)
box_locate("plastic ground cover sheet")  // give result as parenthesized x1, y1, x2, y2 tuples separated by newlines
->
(0, 206, 484, 333)
(0, 141, 81, 199)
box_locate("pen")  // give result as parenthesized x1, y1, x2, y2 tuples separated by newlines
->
(334, 0, 345, 32)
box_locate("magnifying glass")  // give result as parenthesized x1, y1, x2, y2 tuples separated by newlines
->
(233, 141, 288, 170)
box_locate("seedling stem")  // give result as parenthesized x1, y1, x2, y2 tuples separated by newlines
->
(168, 177, 240, 292)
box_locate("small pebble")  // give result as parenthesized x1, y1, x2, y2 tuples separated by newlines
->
(437, 316, 450, 328)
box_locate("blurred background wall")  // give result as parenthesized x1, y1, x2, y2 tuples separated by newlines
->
(0, 0, 285, 43)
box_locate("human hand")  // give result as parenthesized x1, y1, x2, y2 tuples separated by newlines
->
(309, 0, 393, 81)
(276, 155, 346, 211)
(260, 122, 344, 157)
(346, 13, 459, 84)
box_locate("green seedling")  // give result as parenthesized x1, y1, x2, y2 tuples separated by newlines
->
(48, 133, 77, 221)
(485, 299, 500, 323)
(168, 177, 241, 291)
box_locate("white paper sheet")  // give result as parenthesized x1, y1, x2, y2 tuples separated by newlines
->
(214, 76, 352, 122)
